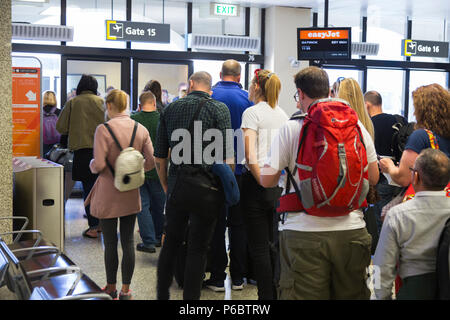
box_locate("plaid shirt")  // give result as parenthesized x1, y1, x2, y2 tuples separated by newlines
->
(154, 91, 233, 177)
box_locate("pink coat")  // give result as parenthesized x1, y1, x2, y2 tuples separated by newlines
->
(85, 113, 155, 219)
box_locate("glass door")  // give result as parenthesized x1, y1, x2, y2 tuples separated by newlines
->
(62, 56, 130, 106)
(133, 59, 192, 111)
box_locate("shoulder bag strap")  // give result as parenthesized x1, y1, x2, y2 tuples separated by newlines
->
(424, 129, 440, 149)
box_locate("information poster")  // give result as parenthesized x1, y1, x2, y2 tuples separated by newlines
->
(12, 67, 41, 157)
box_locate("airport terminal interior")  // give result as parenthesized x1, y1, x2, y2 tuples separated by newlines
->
(0, 0, 449, 301)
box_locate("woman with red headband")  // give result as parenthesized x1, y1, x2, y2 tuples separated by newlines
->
(240, 69, 289, 299)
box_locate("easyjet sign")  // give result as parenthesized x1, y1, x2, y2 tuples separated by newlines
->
(300, 29, 349, 40)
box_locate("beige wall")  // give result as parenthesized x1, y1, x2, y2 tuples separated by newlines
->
(0, 0, 12, 236)
(265, 6, 311, 117)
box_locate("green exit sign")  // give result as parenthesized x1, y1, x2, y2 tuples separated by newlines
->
(212, 3, 240, 17)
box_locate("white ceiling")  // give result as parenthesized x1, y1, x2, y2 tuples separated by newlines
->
(11, 0, 450, 22)
(174, 0, 450, 19)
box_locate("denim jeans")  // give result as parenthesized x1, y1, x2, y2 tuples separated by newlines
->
(241, 171, 279, 300)
(137, 179, 166, 246)
(156, 175, 221, 300)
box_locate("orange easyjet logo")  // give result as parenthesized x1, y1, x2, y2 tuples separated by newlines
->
(300, 30, 349, 40)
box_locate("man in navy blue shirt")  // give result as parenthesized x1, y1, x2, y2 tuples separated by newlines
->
(365, 90, 406, 236)
(203, 60, 254, 292)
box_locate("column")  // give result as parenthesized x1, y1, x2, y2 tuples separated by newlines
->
(0, 0, 12, 236)
(264, 6, 311, 117)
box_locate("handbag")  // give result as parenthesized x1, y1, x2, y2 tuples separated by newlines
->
(167, 98, 225, 214)
(45, 143, 74, 172)
(211, 163, 240, 207)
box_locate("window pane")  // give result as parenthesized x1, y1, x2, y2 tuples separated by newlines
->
(67, 60, 122, 98)
(192, 3, 246, 52)
(12, 53, 61, 110)
(367, 14, 406, 61)
(408, 71, 448, 122)
(193, 60, 246, 89)
(67, 0, 127, 48)
(12, 0, 61, 45)
(411, 19, 448, 63)
(367, 69, 405, 116)
(131, 0, 186, 51)
(324, 68, 362, 89)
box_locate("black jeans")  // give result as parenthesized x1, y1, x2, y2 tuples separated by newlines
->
(81, 177, 99, 228)
(209, 174, 249, 283)
(156, 176, 221, 300)
(241, 171, 280, 300)
(100, 214, 137, 285)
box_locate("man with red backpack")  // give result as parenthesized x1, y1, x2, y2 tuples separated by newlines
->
(261, 66, 379, 299)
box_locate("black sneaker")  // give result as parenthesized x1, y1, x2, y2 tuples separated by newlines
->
(203, 279, 225, 292)
(136, 243, 156, 253)
(231, 279, 244, 290)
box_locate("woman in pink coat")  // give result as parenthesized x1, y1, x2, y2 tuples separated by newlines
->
(86, 89, 155, 300)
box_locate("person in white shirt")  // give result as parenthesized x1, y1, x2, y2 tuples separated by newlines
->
(373, 148, 450, 300)
(261, 66, 379, 300)
(240, 69, 289, 300)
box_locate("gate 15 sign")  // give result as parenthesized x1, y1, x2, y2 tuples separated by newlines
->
(402, 39, 449, 58)
(106, 20, 170, 43)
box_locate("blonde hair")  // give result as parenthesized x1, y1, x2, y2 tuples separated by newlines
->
(105, 89, 128, 113)
(338, 78, 375, 141)
(43, 90, 57, 107)
(253, 69, 281, 108)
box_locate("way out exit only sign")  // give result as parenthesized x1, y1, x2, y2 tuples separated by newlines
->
(211, 3, 240, 17)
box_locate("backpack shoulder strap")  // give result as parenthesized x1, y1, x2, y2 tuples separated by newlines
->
(290, 111, 307, 121)
(104, 122, 123, 151)
(129, 121, 138, 148)
(103, 122, 122, 177)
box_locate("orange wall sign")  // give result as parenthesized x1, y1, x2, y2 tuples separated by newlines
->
(12, 67, 41, 157)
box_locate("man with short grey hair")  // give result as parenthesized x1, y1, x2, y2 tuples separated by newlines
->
(374, 148, 450, 300)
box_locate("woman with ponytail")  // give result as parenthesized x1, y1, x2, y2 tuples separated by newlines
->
(240, 69, 289, 299)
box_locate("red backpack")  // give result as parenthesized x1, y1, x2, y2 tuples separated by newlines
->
(277, 98, 369, 217)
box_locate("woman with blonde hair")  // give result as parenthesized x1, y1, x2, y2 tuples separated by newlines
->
(380, 83, 450, 186)
(85, 89, 155, 300)
(338, 78, 375, 141)
(240, 69, 289, 299)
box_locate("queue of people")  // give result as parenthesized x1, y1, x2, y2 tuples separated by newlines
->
(44, 61, 450, 301)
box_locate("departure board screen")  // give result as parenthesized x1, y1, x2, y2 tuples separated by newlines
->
(297, 28, 352, 60)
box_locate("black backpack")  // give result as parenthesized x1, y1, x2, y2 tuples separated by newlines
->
(391, 114, 416, 164)
(436, 217, 450, 300)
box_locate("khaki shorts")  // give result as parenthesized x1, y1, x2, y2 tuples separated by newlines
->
(278, 228, 372, 300)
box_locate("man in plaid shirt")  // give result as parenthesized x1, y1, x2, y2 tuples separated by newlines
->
(155, 71, 234, 300)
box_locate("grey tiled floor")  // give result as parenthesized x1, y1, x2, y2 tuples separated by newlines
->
(1, 196, 258, 300)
